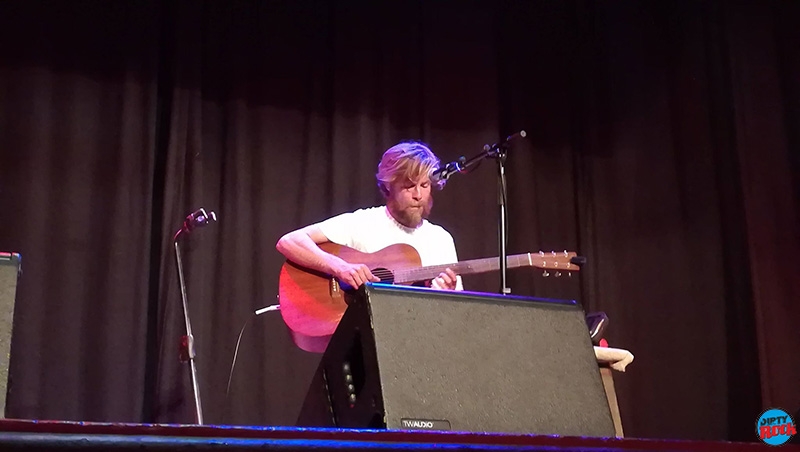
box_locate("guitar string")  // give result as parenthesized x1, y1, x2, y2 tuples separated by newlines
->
(354, 253, 571, 284)
(391, 254, 533, 283)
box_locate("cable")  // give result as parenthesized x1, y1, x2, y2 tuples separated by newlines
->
(225, 304, 281, 398)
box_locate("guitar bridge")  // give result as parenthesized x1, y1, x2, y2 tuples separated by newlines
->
(330, 278, 341, 296)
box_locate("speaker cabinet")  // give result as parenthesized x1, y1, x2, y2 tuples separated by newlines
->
(0, 253, 21, 418)
(297, 283, 615, 437)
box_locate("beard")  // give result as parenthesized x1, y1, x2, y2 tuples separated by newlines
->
(389, 196, 433, 228)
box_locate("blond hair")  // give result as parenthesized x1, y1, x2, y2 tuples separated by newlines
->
(376, 141, 443, 197)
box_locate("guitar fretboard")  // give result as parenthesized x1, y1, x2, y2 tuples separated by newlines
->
(393, 253, 536, 283)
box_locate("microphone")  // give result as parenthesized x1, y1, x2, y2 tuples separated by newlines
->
(182, 208, 217, 234)
(431, 156, 467, 183)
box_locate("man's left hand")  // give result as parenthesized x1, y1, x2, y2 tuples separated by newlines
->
(431, 268, 458, 290)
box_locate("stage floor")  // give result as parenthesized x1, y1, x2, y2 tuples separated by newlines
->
(0, 418, 795, 451)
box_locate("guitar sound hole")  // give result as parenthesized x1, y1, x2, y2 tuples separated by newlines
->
(371, 268, 394, 284)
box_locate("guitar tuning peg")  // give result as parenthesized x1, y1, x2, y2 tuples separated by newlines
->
(563, 250, 568, 257)
(555, 271, 562, 277)
(568, 272, 572, 277)
(539, 250, 545, 257)
(551, 251, 557, 257)
(543, 270, 550, 277)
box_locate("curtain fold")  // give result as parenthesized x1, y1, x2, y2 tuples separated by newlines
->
(0, 0, 161, 421)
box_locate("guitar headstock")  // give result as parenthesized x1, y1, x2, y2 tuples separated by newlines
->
(532, 250, 584, 277)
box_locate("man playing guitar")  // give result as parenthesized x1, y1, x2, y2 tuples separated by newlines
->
(276, 140, 462, 293)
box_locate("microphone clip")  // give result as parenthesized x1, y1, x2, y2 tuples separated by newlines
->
(431, 156, 467, 184)
(175, 208, 218, 240)
(183, 208, 217, 233)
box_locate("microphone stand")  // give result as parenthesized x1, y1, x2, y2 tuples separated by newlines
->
(173, 208, 217, 425)
(434, 131, 526, 295)
(495, 146, 510, 295)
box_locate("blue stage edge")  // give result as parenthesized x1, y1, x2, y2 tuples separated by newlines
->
(0, 419, 795, 452)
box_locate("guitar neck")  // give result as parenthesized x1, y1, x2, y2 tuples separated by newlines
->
(394, 254, 535, 284)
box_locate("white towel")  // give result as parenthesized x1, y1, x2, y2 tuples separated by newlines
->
(594, 346, 635, 372)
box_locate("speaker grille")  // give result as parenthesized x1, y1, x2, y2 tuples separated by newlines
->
(0, 253, 21, 419)
(298, 283, 615, 437)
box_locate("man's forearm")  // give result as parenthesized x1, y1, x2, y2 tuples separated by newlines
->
(276, 231, 343, 275)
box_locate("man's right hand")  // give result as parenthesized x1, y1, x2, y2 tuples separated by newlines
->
(277, 225, 380, 289)
(331, 261, 380, 289)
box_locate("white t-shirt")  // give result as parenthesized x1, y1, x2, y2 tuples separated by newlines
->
(316, 206, 463, 290)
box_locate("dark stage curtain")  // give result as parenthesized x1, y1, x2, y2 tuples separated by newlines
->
(0, 0, 797, 442)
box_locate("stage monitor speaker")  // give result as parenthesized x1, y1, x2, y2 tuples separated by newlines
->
(297, 283, 615, 437)
(0, 253, 21, 419)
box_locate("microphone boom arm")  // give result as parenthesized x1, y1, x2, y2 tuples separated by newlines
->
(433, 131, 527, 183)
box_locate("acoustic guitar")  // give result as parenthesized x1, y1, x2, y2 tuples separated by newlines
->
(278, 242, 583, 351)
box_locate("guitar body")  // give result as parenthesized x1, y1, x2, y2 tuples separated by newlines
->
(279, 242, 422, 344)
(278, 242, 580, 352)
